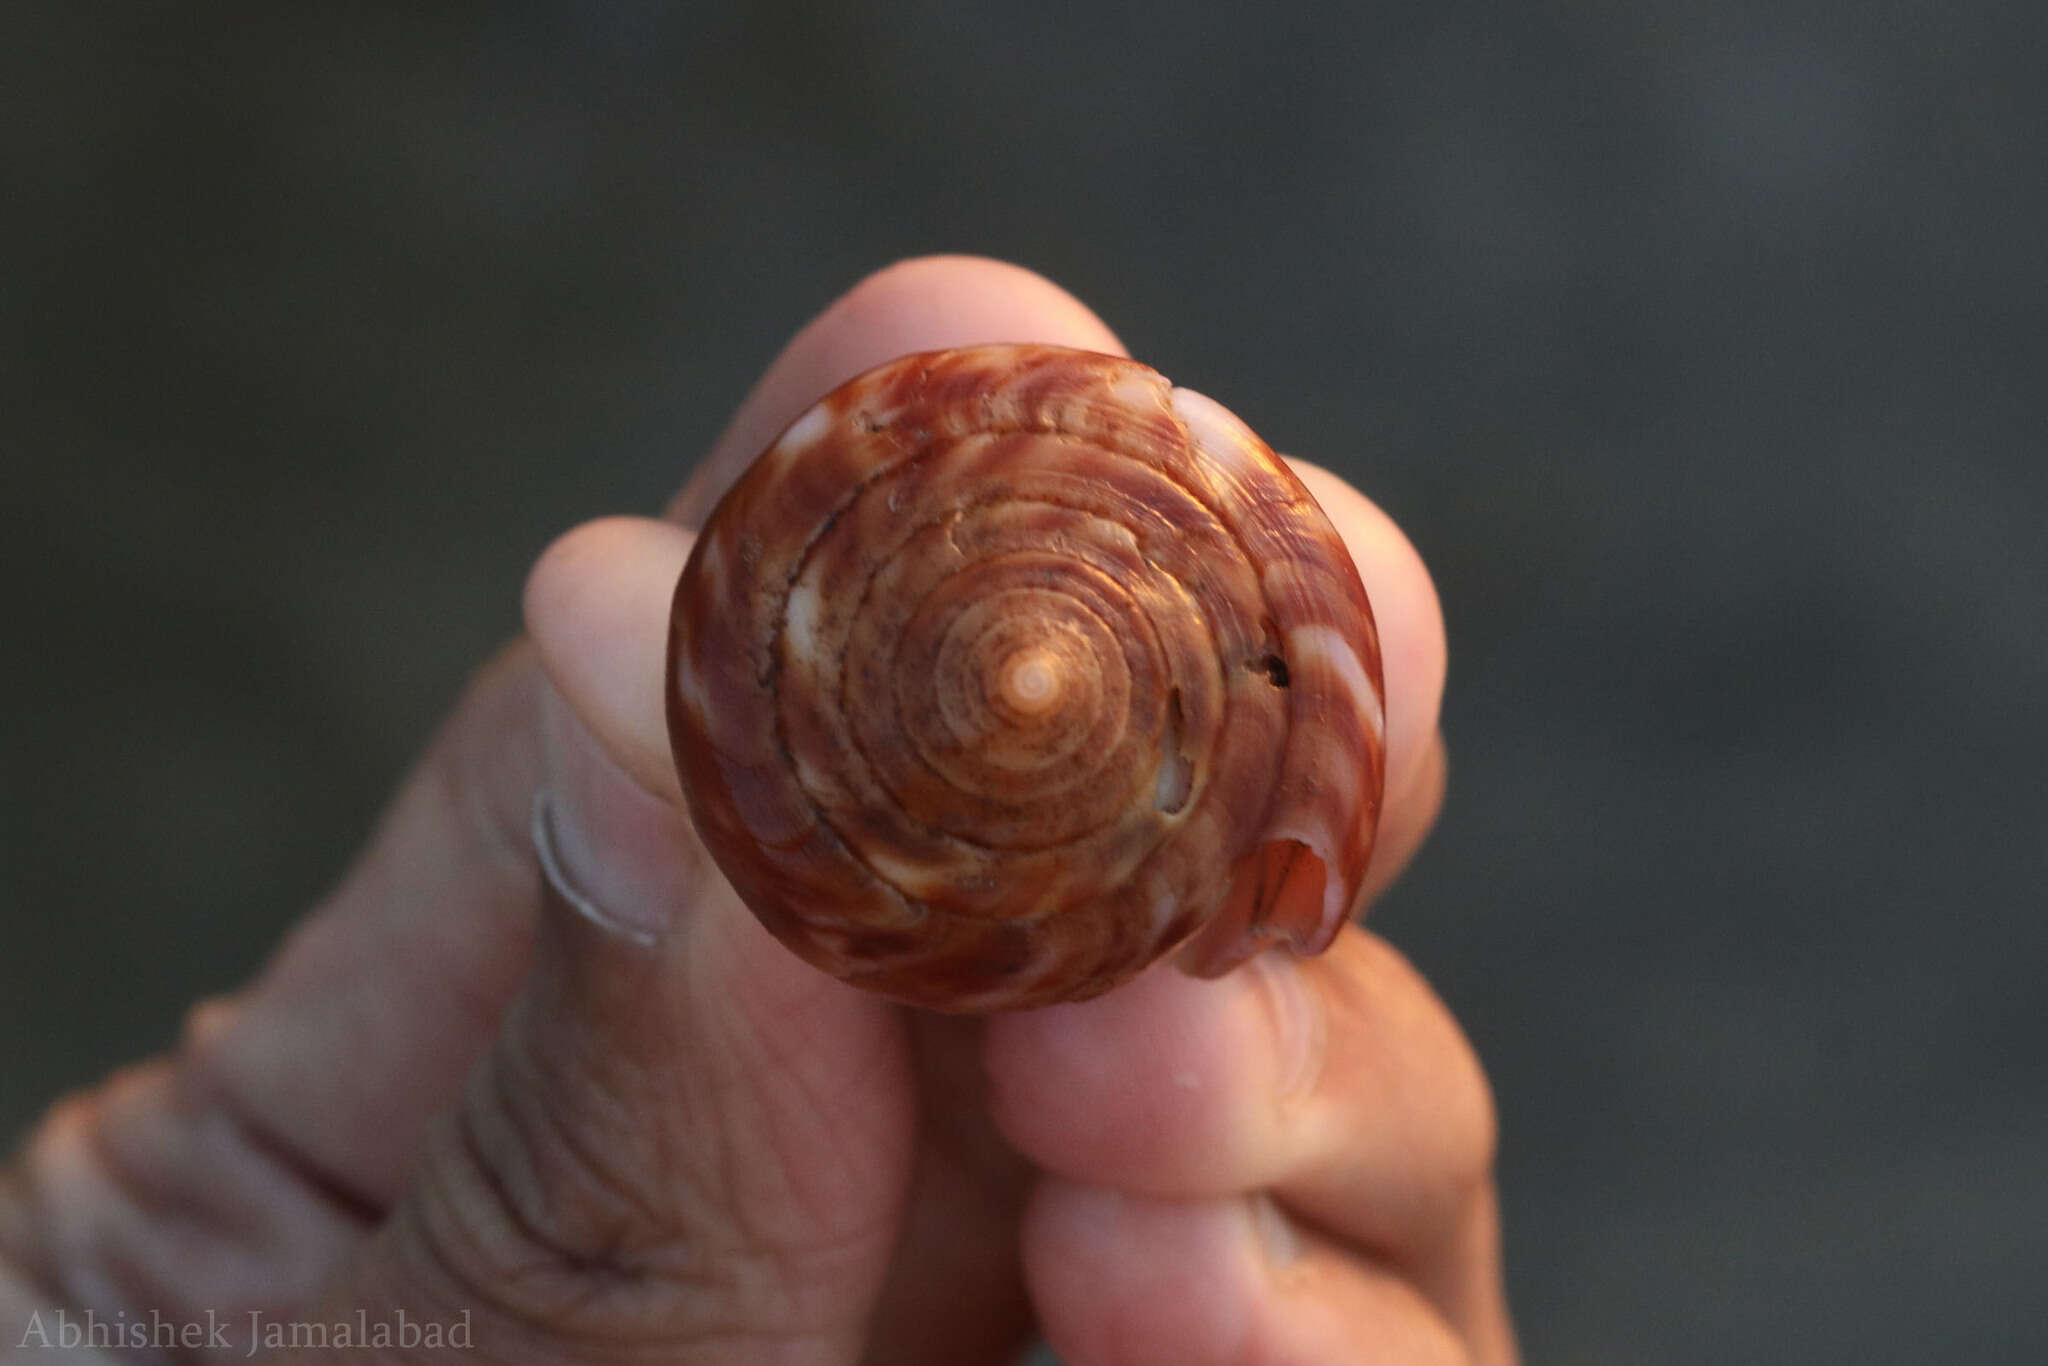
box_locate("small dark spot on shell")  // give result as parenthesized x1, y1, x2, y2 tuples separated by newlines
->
(1260, 654, 1290, 688)
(984, 920, 1037, 975)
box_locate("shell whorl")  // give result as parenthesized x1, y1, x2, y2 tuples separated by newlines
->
(667, 344, 1384, 1011)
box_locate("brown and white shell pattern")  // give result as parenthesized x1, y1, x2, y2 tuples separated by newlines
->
(667, 344, 1385, 1011)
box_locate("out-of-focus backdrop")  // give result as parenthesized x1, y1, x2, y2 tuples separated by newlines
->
(3, 4, 2042, 1362)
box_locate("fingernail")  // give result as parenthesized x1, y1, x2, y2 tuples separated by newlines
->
(1248, 1193, 1303, 1270)
(1245, 951, 1324, 1105)
(538, 683, 695, 943)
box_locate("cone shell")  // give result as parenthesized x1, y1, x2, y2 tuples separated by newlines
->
(667, 344, 1384, 1010)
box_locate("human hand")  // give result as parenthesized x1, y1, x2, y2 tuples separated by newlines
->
(0, 257, 1513, 1364)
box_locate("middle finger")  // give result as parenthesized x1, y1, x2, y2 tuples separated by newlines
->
(986, 928, 1498, 1267)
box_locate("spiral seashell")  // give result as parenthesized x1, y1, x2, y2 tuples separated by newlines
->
(667, 344, 1385, 1011)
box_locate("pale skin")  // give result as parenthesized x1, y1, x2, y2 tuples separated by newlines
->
(0, 257, 1516, 1365)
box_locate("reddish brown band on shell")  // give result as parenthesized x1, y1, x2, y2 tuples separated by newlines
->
(666, 344, 1385, 1011)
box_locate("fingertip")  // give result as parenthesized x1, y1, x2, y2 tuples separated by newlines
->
(521, 515, 638, 634)
(523, 515, 695, 802)
(825, 255, 1126, 360)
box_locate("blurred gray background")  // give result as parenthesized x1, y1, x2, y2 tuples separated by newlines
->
(3, 3, 2043, 1362)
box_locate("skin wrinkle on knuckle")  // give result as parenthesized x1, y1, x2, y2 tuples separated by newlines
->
(411, 1061, 748, 1340)
(405, 1079, 871, 1366)
(9, 1030, 376, 1334)
(169, 1022, 388, 1229)
(411, 1018, 868, 1349)
(15, 1089, 159, 1318)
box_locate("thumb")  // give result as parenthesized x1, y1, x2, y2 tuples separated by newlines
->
(311, 517, 915, 1363)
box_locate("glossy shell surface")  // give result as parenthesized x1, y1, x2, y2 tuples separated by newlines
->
(668, 344, 1384, 1010)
